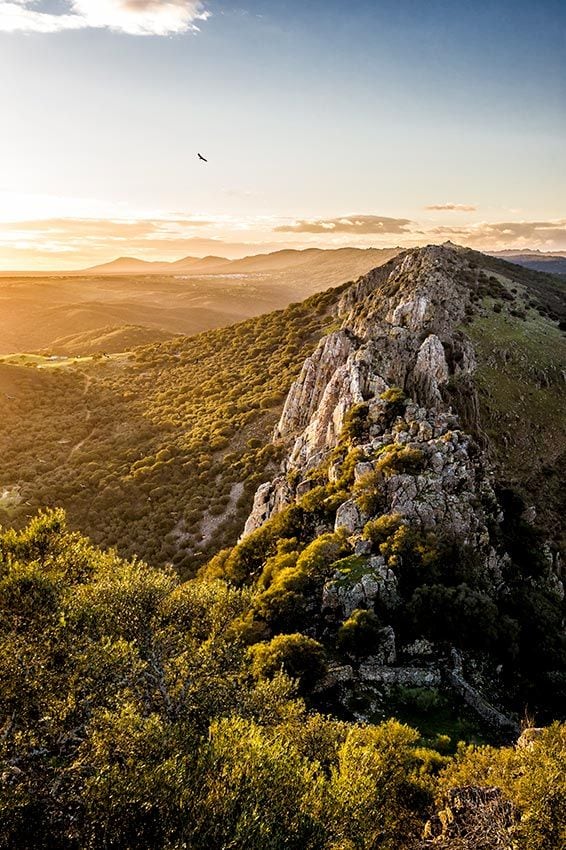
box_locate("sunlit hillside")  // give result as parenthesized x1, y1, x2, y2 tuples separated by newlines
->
(0, 283, 349, 574)
(0, 248, 400, 355)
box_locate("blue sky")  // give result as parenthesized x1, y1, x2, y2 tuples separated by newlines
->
(0, 0, 565, 267)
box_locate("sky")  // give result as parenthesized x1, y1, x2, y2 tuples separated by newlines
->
(0, 0, 565, 269)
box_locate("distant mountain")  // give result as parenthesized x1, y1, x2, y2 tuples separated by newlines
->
(82, 247, 403, 277)
(492, 250, 566, 276)
(169, 255, 232, 273)
(82, 256, 170, 274)
(0, 248, 403, 356)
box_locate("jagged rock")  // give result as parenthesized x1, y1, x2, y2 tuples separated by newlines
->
(316, 663, 355, 692)
(354, 538, 372, 556)
(334, 499, 363, 534)
(354, 461, 374, 482)
(364, 626, 397, 665)
(244, 245, 494, 543)
(412, 333, 450, 405)
(359, 663, 441, 687)
(275, 329, 356, 440)
(241, 475, 292, 538)
(322, 558, 399, 620)
(404, 638, 435, 657)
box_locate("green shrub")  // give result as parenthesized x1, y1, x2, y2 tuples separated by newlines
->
(337, 608, 382, 656)
(342, 403, 369, 442)
(375, 444, 425, 476)
(363, 513, 404, 546)
(249, 633, 327, 693)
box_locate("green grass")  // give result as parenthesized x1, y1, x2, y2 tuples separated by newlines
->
(0, 352, 128, 369)
(466, 292, 566, 539)
(332, 555, 372, 586)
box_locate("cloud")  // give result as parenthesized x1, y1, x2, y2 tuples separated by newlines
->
(0, 0, 210, 35)
(425, 203, 477, 212)
(0, 217, 212, 237)
(274, 215, 413, 235)
(426, 219, 566, 248)
(0, 215, 289, 268)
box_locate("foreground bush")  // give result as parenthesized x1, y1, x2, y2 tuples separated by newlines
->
(0, 511, 564, 850)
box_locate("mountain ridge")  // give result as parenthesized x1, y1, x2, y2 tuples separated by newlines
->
(205, 243, 565, 729)
(80, 246, 404, 276)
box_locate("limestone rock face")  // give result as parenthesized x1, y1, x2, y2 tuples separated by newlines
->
(276, 330, 356, 440)
(242, 477, 292, 537)
(412, 334, 450, 404)
(242, 244, 488, 541)
(334, 500, 363, 535)
(236, 243, 564, 733)
(322, 557, 399, 620)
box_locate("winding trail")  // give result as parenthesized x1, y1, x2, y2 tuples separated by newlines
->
(68, 373, 95, 460)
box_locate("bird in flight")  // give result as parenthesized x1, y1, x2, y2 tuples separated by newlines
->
(197, 153, 208, 162)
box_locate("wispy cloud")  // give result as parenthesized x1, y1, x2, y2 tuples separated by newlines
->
(0, 215, 288, 267)
(427, 219, 566, 247)
(0, 216, 212, 237)
(425, 203, 477, 212)
(2, 212, 566, 271)
(274, 215, 413, 235)
(0, 0, 210, 36)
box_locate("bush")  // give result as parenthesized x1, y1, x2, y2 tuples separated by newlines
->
(337, 608, 382, 656)
(375, 444, 425, 476)
(249, 633, 327, 693)
(363, 513, 404, 546)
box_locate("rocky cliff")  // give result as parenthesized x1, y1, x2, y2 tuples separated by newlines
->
(230, 243, 565, 734)
(244, 244, 488, 542)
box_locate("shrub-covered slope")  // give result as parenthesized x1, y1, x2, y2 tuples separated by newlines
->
(0, 510, 564, 850)
(0, 284, 348, 574)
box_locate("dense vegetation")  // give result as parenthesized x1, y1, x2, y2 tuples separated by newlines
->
(204, 394, 566, 723)
(0, 284, 348, 575)
(1, 511, 564, 850)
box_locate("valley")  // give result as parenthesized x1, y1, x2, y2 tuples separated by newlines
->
(0, 247, 400, 355)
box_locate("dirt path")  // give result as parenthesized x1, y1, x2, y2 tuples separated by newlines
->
(68, 372, 94, 459)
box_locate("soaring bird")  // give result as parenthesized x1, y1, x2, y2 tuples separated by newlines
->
(197, 153, 208, 162)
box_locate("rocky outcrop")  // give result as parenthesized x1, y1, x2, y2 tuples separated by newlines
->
(238, 243, 564, 735)
(275, 329, 357, 440)
(322, 557, 399, 619)
(243, 244, 487, 539)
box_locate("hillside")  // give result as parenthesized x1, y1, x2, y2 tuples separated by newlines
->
(204, 244, 565, 726)
(0, 285, 350, 573)
(50, 324, 176, 356)
(0, 247, 564, 581)
(493, 250, 566, 277)
(0, 248, 400, 355)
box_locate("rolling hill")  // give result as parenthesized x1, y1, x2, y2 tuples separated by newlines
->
(0, 247, 401, 355)
(493, 249, 566, 276)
